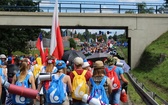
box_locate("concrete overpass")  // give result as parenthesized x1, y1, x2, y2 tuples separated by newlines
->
(0, 11, 168, 69)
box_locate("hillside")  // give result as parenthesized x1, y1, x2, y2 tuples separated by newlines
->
(131, 31, 168, 102)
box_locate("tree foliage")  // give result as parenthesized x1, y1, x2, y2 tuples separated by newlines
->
(0, 0, 41, 55)
(136, 2, 155, 14)
(0, 0, 38, 12)
(125, 10, 135, 14)
(68, 38, 76, 49)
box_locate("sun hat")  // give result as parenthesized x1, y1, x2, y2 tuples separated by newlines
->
(0, 54, 6, 59)
(56, 60, 66, 70)
(73, 57, 84, 66)
(94, 60, 104, 69)
(104, 56, 116, 65)
(82, 59, 90, 68)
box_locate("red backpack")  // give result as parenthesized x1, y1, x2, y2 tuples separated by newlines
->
(105, 66, 121, 90)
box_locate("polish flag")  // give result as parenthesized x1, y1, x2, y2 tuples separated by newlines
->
(50, 0, 64, 60)
(44, 47, 49, 58)
(36, 33, 45, 64)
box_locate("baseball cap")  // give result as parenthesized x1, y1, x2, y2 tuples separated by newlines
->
(73, 57, 84, 66)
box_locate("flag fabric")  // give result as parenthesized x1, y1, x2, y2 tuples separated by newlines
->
(44, 47, 49, 58)
(36, 33, 45, 64)
(50, 0, 64, 60)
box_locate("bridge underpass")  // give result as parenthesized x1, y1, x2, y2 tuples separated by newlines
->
(60, 26, 130, 66)
(0, 12, 168, 69)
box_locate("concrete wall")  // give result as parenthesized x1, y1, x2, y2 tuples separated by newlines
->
(0, 12, 168, 69)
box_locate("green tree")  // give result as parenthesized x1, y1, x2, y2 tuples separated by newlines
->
(83, 29, 91, 42)
(77, 33, 85, 41)
(68, 38, 76, 49)
(0, 0, 38, 11)
(0, 0, 41, 55)
(0, 28, 40, 55)
(113, 35, 118, 41)
(136, 2, 154, 14)
(108, 36, 113, 39)
(125, 10, 135, 14)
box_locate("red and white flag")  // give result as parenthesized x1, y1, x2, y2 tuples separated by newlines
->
(50, 0, 64, 60)
(36, 33, 45, 64)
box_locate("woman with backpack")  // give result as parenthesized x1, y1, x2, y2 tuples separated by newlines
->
(37, 55, 57, 104)
(11, 60, 36, 105)
(37, 58, 72, 105)
(87, 60, 112, 105)
(105, 56, 129, 105)
(54, 60, 72, 105)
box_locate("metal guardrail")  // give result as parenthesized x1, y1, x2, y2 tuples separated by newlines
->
(0, 1, 167, 14)
(127, 73, 168, 105)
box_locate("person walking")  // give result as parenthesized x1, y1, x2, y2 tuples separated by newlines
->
(69, 57, 92, 105)
(55, 60, 73, 105)
(105, 56, 129, 105)
(11, 61, 36, 105)
(37, 55, 57, 104)
(88, 60, 112, 104)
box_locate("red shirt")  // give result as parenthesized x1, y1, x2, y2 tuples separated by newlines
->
(69, 69, 92, 82)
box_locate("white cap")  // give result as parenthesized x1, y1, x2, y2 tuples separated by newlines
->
(73, 57, 84, 66)
(82, 62, 90, 68)
(0, 54, 6, 59)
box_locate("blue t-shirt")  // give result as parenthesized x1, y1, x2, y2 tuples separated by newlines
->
(106, 65, 124, 79)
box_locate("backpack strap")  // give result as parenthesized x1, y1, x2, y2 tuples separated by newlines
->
(99, 76, 107, 86)
(52, 74, 65, 81)
(24, 74, 31, 82)
(90, 77, 96, 87)
(90, 76, 107, 87)
(0, 68, 2, 76)
(59, 74, 65, 80)
(73, 70, 87, 77)
(106, 66, 117, 72)
(112, 66, 117, 71)
(16, 72, 20, 78)
(16, 72, 30, 82)
(81, 70, 87, 76)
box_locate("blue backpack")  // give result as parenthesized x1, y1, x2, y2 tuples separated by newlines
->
(90, 76, 109, 104)
(12, 73, 31, 105)
(0, 68, 6, 81)
(45, 74, 66, 104)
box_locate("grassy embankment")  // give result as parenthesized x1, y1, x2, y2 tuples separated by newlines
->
(131, 31, 168, 104)
(119, 31, 168, 104)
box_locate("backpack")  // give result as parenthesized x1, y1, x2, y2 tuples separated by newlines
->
(72, 70, 88, 100)
(45, 74, 66, 104)
(12, 73, 31, 105)
(0, 68, 6, 80)
(105, 66, 121, 90)
(90, 76, 109, 104)
(33, 64, 42, 79)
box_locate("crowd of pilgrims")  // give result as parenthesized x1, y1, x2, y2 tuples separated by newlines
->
(0, 41, 129, 105)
